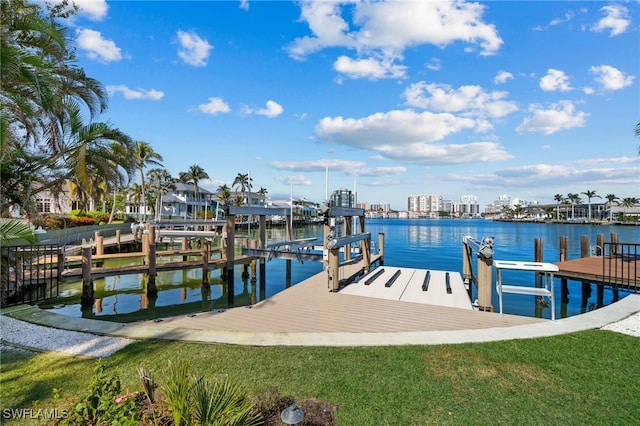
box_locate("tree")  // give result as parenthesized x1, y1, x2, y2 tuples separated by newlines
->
(232, 173, 252, 205)
(604, 194, 619, 222)
(553, 194, 564, 221)
(257, 186, 268, 206)
(1, 0, 115, 218)
(179, 164, 209, 218)
(635, 122, 640, 154)
(567, 193, 581, 220)
(147, 168, 175, 221)
(581, 190, 601, 222)
(620, 197, 639, 222)
(132, 141, 163, 221)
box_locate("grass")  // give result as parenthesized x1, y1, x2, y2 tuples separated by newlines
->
(1, 330, 639, 425)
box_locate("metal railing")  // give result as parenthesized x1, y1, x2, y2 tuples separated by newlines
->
(601, 242, 639, 292)
(1, 244, 60, 307)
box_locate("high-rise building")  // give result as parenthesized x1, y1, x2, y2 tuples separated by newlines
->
(331, 188, 354, 208)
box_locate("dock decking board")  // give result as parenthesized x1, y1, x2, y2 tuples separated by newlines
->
(148, 269, 543, 333)
(555, 255, 639, 288)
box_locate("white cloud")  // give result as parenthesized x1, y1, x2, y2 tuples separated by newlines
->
(256, 100, 284, 117)
(333, 56, 407, 80)
(176, 30, 212, 67)
(287, 1, 502, 79)
(274, 175, 313, 186)
(516, 101, 588, 135)
(539, 69, 572, 92)
(403, 82, 518, 119)
(590, 65, 635, 91)
(75, 29, 122, 62)
(316, 109, 477, 147)
(196, 97, 230, 115)
(549, 11, 574, 27)
(106, 85, 164, 100)
(271, 159, 365, 174)
(239, 0, 249, 11)
(313, 109, 511, 165)
(494, 71, 514, 84)
(426, 58, 441, 71)
(591, 4, 630, 36)
(75, 0, 109, 21)
(377, 141, 512, 165)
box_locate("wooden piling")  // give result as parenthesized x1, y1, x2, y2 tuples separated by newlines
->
(378, 233, 385, 266)
(328, 248, 340, 292)
(57, 247, 65, 281)
(201, 240, 210, 285)
(580, 235, 589, 258)
(597, 234, 604, 255)
(115, 229, 121, 246)
(611, 233, 618, 255)
(148, 243, 156, 276)
(96, 235, 104, 256)
(81, 246, 93, 305)
(476, 256, 493, 311)
(344, 216, 352, 261)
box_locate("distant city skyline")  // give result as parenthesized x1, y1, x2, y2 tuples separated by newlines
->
(64, 0, 638, 210)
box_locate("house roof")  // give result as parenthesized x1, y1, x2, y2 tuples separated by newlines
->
(173, 182, 213, 194)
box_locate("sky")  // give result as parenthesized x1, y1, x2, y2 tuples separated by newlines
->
(54, 0, 639, 210)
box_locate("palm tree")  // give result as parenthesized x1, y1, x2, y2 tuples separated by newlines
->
(553, 194, 564, 221)
(620, 197, 639, 222)
(132, 141, 163, 221)
(232, 173, 252, 205)
(581, 190, 601, 222)
(567, 193, 581, 220)
(147, 168, 176, 221)
(179, 164, 209, 218)
(1, 0, 111, 217)
(257, 186, 268, 206)
(604, 194, 619, 222)
(513, 204, 525, 220)
(126, 183, 143, 217)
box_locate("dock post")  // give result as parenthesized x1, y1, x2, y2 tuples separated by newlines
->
(534, 238, 543, 294)
(202, 240, 210, 286)
(182, 237, 188, 261)
(80, 246, 94, 306)
(225, 214, 235, 286)
(328, 248, 340, 291)
(580, 235, 592, 313)
(344, 215, 352, 261)
(559, 236, 569, 318)
(57, 247, 65, 281)
(250, 240, 257, 282)
(96, 235, 104, 256)
(148, 243, 156, 277)
(610, 233, 618, 255)
(115, 229, 121, 246)
(597, 234, 604, 256)
(378, 233, 385, 266)
(476, 256, 493, 311)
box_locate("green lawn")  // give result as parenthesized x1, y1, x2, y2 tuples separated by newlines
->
(2, 330, 639, 425)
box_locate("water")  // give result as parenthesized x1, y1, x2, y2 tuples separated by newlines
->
(39, 219, 638, 321)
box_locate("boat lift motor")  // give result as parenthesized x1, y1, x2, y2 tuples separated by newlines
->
(463, 236, 494, 260)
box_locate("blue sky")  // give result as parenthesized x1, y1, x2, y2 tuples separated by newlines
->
(59, 0, 638, 210)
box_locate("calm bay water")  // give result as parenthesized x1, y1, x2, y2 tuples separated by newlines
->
(41, 219, 639, 321)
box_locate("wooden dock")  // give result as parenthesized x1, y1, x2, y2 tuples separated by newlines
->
(555, 254, 639, 289)
(147, 267, 543, 334)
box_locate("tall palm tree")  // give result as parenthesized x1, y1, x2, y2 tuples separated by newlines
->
(620, 197, 639, 222)
(581, 190, 601, 222)
(553, 194, 564, 221)
(232, 173, 252, 205)
(179, 164, 209, 218)
(132, 141, 163, 221)
(567, 193, 581, 220)
(257, 186, 268, 206)
(604, 194, 619, 222)
(147, 168, 176, 221)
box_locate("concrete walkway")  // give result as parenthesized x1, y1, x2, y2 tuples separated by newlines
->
(3, 294, 638, 347)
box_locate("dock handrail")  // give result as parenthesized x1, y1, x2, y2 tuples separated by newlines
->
(602, 242, 639, 292)
(494, 260, 558, 320)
